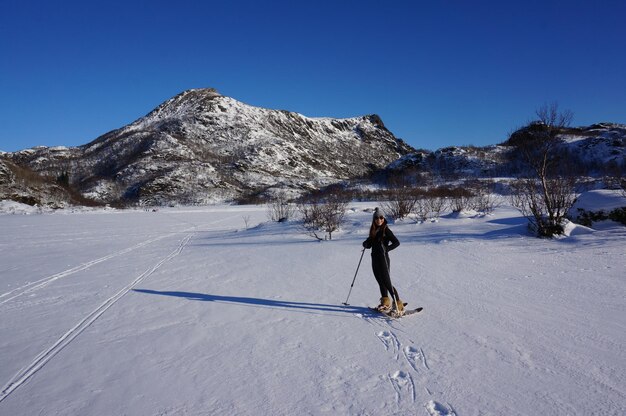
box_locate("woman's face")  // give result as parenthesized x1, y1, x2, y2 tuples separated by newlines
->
(375, 216, 385, 225)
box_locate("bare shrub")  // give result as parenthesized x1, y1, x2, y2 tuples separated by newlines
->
(468, 180, 500, 214)
(422, 187, 451, 219)
(412, 196, 430, 223)
(511, 176, 576, 237)
(380, 176, 420, 220)
(449, 188, 474, 213)
(381, 196, 418, 220)
(267, 191, 295, 222)
(298, 194, 348, 240)
(427, 194, 448, 220)
(242, 215, 251, 230)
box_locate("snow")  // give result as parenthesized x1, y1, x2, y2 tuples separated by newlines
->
(1, 202, 625, 415)
(0, 200, 51, 215)
(571, 189, 626, 212)
(561, 135, 588, 144)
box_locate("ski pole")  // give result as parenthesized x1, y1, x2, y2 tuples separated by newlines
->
(342, 248, 366, 306)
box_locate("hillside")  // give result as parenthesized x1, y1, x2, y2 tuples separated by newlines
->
(389, 123, 626, 181)
(4, 89, 413, 205)
(1, 88, 624, 207)
(0, 157, 92, 208)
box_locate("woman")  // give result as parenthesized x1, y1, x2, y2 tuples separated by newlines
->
(362, 207, 404, 314)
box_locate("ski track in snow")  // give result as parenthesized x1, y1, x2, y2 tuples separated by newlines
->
(0, 213, 241, 306)
(0, 233, 194, 404)
(0, 227, 195, 306)
(0, 232, 176, 306)
(366, 313, 456, 413)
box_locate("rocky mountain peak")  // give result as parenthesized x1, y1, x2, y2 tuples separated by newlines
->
(140, 88, 223, 125)
(4, 89, 414, 206)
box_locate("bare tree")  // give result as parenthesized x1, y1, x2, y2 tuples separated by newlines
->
(522, 103, 573, 179)
(510, 103, 577, 237)
(511, 176, 577, 236)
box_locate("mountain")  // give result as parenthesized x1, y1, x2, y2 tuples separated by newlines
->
(387, 122, 626, 182)
(3, 88, 413, 205)
(1, 88, 624, 207)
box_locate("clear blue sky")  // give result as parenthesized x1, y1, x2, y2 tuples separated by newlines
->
(1, 0, 625, 153)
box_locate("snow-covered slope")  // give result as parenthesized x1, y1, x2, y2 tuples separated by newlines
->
(559, 123, 626, 171)
(0, 158, 77, 208)
(6, 89, 413, 205)
(390, 123, 626, 180)
(3, 91, 624, 207)
(0, 203, 624, 414)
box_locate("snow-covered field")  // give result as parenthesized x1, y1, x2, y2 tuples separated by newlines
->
(0, 200, 624, 415)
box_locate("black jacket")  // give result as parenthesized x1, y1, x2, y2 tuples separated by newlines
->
(363, 226, 400, 258)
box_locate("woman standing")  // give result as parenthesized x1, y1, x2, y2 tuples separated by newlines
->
(362, 207, 404, 314)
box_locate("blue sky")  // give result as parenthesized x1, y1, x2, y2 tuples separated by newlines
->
(1, 0, 625, 153)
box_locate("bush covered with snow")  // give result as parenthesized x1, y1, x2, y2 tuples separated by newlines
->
(569, 189, 626, 227)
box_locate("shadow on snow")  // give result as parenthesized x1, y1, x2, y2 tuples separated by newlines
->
(192, 216, 531, 249)
(132, 289, 374, 316)
(400, 216, 530, 244)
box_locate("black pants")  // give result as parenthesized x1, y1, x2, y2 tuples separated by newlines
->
(372, 253, 398, 299)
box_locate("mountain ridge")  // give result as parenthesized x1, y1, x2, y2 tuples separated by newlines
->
(1, 89, 624, 207)
(2, 88, 414, 206)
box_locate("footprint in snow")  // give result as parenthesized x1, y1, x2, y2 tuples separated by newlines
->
(388, 370, 416, 403)
(376, 331, 392, 351)
(403, 345, 429, 372)
(376, 330, 400, 354)
(426, 400, 457, 416)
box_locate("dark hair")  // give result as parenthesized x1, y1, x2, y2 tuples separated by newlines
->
(369, 218, 387, 240)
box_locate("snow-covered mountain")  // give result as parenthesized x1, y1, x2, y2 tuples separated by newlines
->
(4, 88, 413, 205)
(389, 122, 626, 180)
(1, 88, 624, 207)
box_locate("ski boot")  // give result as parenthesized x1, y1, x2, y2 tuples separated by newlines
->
(391, 298, 405, 318)
(376, 296, 392, 313)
